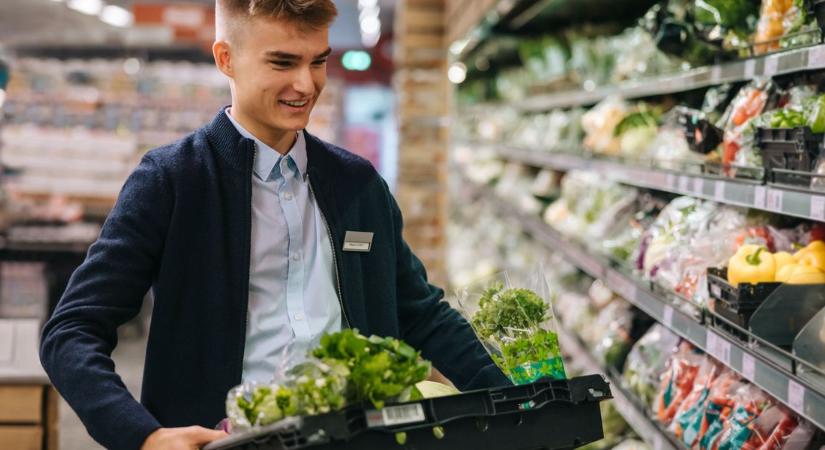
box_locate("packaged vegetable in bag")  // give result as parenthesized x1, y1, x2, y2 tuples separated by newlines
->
(656, 342, 704, 424)
(458, 269, 566, 384)
(582, 96, 631, 155)
(670, 358, 725, 447)
(710, 384, 774, 450)
(717, 80, 773, 172)
(698, 376, 758, 450)
(623, 324, 681, 407)
(754, 0, 817, 54)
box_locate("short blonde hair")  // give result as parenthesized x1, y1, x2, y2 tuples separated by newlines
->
(216, 0, 338, 41)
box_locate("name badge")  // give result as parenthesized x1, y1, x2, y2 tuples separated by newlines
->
(343, 231, 373, 252)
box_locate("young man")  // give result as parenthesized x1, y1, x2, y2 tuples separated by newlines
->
(40, 1, 508, 449)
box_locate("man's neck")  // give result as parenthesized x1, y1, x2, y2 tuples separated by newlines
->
(228, 107, 296, 155)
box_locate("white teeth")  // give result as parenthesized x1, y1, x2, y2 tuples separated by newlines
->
(282, 100, 307, 107)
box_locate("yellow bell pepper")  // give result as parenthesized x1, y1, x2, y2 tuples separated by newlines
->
(727, 245, 776, 287)
(793, 240, 825, 272)
(773, 251, 795, 271)
(776, 263, 825, 284)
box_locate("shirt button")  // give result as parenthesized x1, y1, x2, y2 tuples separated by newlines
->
(291, 252, 300, 261)
(293, 312, 304, 321)
(283, 192, 293, 201)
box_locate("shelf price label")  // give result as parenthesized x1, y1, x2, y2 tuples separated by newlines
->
(744, 60, 757, 78)
(663, 305, 675, 328)
(809, 46, 825, 68)
(706, 330, 731, 365)
(754, 186, 767, 209)
(710, 66, 722, 83)
(666, 173, 677, 190)
(653, 433, 665, 450)
(679, 176, 690, 192)
(767, 189, 784, 212)
(811, 196, 825, 221)
(764, 56, 779, 76)
(693, 178, 705, 196)
(714, 181, 726, 201)
(787, 380, 806, 413)
(742, 353, 756, 381)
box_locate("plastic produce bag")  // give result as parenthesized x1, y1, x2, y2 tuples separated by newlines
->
(708, 384, 774, 450)
(582, 96, 631, 155)
(697, 374, 752, 450)
(754, 0, 817, 54)
(716, 80, 773, 172)
(655, 342, 704, 424)
(622, 324, 681, 407)
(670, 361, 726, 447)
(458, 268, 566, 384)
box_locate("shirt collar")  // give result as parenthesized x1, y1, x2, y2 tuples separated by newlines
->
(224, 107, 307, 181)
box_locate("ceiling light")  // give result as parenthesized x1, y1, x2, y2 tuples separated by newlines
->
(359, 5, 379, 21)
(67, 0, 103, 16)
(342, 51, 372, 71)
(123, 58, 141, 75)
(360, 16, 380, 35)
(358, 0, 378, 8)
(448, 62, 467, 84)
(100, 5, 133, 27)
(361, 32, 380, 48)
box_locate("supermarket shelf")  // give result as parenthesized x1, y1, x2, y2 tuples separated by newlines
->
(478, 143, 825, 222)
(461, 170, 825, 430)
(558, 327, 682, 450)
(516, 44, 825, 112)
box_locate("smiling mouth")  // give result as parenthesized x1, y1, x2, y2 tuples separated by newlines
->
(280, 99, 309, 108)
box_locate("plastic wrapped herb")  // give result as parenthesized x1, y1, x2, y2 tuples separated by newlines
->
(460, 270, 566, 384)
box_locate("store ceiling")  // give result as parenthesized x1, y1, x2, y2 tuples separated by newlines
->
(0, 0, 394, 51)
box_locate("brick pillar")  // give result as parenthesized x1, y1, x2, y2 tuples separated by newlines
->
(393, 0, 449, 289)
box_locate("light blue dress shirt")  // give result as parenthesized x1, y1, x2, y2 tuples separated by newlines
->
(225, 109, 342, 383)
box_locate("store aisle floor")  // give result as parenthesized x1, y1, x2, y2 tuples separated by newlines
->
(58, 326, 148, 450)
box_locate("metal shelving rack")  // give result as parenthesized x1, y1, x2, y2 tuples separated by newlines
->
(461, 142, 825, 222)
(459, 169, 825, 432)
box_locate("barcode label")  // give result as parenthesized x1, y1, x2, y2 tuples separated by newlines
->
(666, 173, 677, 190)
(809, 46, 825, 67)
(707, 330, 731, 365)
(810, 196, 825, 221)
(711, 66, 722, 83)
(607, 270, 638, 301)
(366, 404, 426, 428)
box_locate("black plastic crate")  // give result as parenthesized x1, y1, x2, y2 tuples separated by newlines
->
(205, 375, 611, 450)
(756, 127, 824, 187)
(706, 267, 782, 329)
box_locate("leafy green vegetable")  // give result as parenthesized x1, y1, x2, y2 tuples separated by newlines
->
(613, 109, 661, 137)
(312, 329, 431, 409)
(469, 282, 566, 383)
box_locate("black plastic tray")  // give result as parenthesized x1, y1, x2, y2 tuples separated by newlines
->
(680, 112, 723, 155)
(204, 375, 611, 450)
(755, 127, 824, 187)
(707, 267, 781, 329)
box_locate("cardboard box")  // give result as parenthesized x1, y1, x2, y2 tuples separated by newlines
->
(0, 425, 42, 450)
(0, 385, 43, 423)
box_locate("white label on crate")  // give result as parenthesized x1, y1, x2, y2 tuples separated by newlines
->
(754, 186, 767, 209)
(715, 181, 726, 201)
(810, 196, 825, 221)
(663, 305, 675, 328)
(679, 176, 690, 192)
(711, 284, 722, 299)
(667, 173, 677, 190)
(742, 353, 756, 381)
(767, 189, 784, 212)
(744, 60, 757, 78)
(809, 46, 825, 67)
(764, 56, 779, 76)
(693, 178, 705, 196)
(366, 404, 426, 428)
(788, 380, 806, 413)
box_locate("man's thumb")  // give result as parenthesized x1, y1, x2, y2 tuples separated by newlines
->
(187, 426, 228, 444)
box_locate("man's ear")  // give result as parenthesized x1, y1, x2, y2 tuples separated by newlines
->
(213, 40, 234, 78)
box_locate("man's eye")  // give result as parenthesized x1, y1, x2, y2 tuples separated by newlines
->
(269, 61, 292, 68)
(312, 59, 327, 66)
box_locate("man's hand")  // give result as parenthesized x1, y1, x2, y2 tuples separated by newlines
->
(141, 426, 228, 450)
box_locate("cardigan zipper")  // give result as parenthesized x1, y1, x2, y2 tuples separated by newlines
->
(307, 173, 350, 329)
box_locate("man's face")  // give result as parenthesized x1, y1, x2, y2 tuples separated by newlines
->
(229, 17, 330, 134)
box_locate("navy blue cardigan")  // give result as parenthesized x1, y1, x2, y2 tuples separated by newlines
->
(40, 110, 508, 450)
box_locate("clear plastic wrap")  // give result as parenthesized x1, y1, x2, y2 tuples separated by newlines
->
(458, 269, 566, 384)
(669, 361, 726, 447)
(716, 80, 773, 172)
(655, 342, 704, 424)
(696, 372, 752, 450)
(582, 96, 631, 155)
(622, 324, 681, 408)
(708, 383, 774, 450)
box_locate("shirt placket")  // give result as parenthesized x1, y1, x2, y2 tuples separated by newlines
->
(277, 156, 312, 342)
